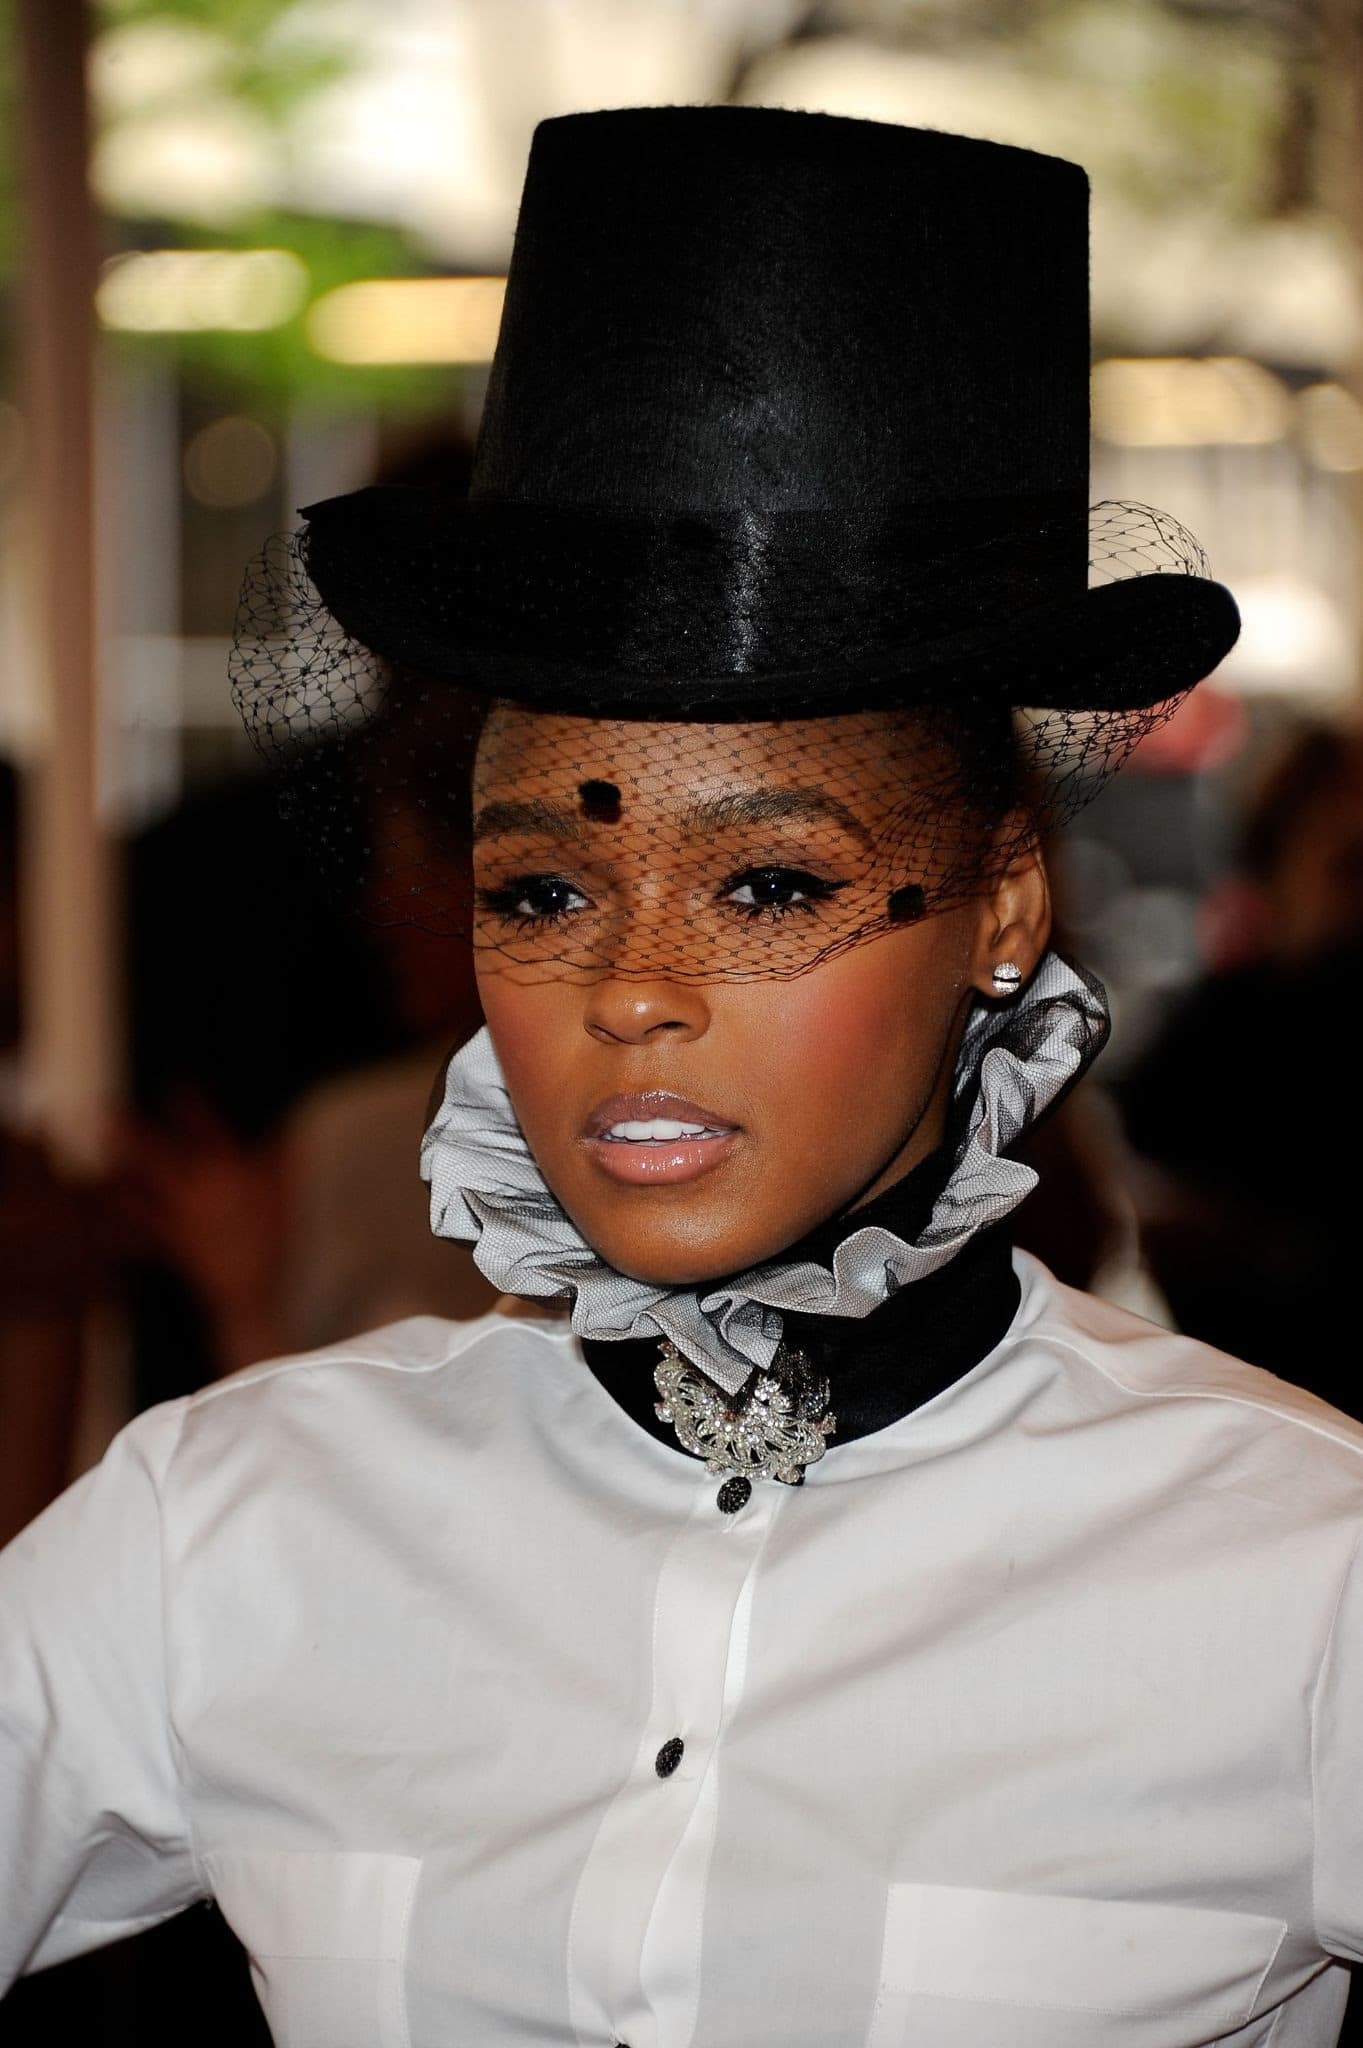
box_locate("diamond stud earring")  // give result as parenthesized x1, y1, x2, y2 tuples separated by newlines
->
(990, 960, 1024, 996)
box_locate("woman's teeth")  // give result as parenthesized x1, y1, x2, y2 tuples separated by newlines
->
(603, 1118, 726, 1141)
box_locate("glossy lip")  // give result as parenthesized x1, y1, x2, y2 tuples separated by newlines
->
(582, 1091, 739, 1140)
(581, 1090, 742, 1188)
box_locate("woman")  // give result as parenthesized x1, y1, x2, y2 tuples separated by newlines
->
(5, 106, 1363, 2048)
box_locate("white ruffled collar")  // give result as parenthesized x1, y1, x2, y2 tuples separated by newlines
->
(420, 949, 1108, 1396)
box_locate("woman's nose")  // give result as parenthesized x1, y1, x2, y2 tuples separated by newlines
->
(582, 978, 711, 1045)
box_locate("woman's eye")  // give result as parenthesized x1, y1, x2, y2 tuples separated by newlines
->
(721, 866, 848, 919)
(476, 874, 590, 926)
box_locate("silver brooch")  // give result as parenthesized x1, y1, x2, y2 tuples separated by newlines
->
(653, 1339, 837, 1486)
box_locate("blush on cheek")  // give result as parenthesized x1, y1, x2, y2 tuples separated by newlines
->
(726, 925, 969, 1213)
(759, 932, 958, 1094)
(474, 979, 575, 1142)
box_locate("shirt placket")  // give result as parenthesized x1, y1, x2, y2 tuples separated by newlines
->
(566, 1469, 780, 2048)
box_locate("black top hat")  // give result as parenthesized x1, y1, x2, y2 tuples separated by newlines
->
(297, 105, 1239, 717)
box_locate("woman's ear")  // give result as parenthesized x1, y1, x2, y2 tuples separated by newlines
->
(968, 822, 1052, 999)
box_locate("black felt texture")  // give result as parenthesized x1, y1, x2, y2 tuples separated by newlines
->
(294, 106, 1239, 715)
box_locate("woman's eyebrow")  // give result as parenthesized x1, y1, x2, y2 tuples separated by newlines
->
(681, 787, 873, 847)
(472, 797, 589, 843)
(472, 785, 873, 847)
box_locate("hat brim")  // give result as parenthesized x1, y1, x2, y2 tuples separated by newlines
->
(298, 491, 1240, 719)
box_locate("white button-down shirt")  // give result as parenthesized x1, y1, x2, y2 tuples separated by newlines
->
(4, 1250, 1363, 2046)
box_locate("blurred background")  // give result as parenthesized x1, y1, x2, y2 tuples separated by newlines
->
(1, 0, 1361, 2036)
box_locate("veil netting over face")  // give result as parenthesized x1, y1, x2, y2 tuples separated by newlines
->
(230, 106, 1240, 987)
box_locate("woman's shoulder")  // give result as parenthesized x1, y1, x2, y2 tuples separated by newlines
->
(173, 1299, 574, 1429)
(249, 1292, 568, 1367)
(109, 1303, 580, 1525)
(1012, 1247, 1363, 1479)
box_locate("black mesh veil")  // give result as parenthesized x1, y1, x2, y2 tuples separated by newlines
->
(229, 497, 1219, 984)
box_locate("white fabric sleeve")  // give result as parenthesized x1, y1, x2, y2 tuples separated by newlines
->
(0, 1399, 204, 1987)
(1312, 1519, 1363, 1963)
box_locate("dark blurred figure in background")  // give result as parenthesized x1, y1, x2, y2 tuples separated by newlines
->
(120, 427, 495, 1394)
(120, 769, 398, 1395)
(1119, 720, 1363, 1408)
(122, 746, 497, 1377)
(0, 760, 128, 1546)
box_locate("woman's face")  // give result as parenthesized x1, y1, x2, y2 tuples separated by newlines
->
(471, 703, 1049, 1286)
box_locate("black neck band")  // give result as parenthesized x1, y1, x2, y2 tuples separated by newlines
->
(580, 1150, 1020, 1458)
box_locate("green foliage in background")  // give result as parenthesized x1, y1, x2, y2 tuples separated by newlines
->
(105, 212, 455, 415)
(89, 0, 451, 413)
(1024, 0, 1295, 220)
(0, 0, 1334, 418)
(98, 0, 349, 119)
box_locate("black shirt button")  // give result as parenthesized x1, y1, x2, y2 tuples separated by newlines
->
(716, 1476, 751, 1514)
(655, 1736, 684, 1777)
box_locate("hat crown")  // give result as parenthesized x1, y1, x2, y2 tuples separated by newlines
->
(280, 104, 1237, 722)
(472, 106, 1091, 517)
